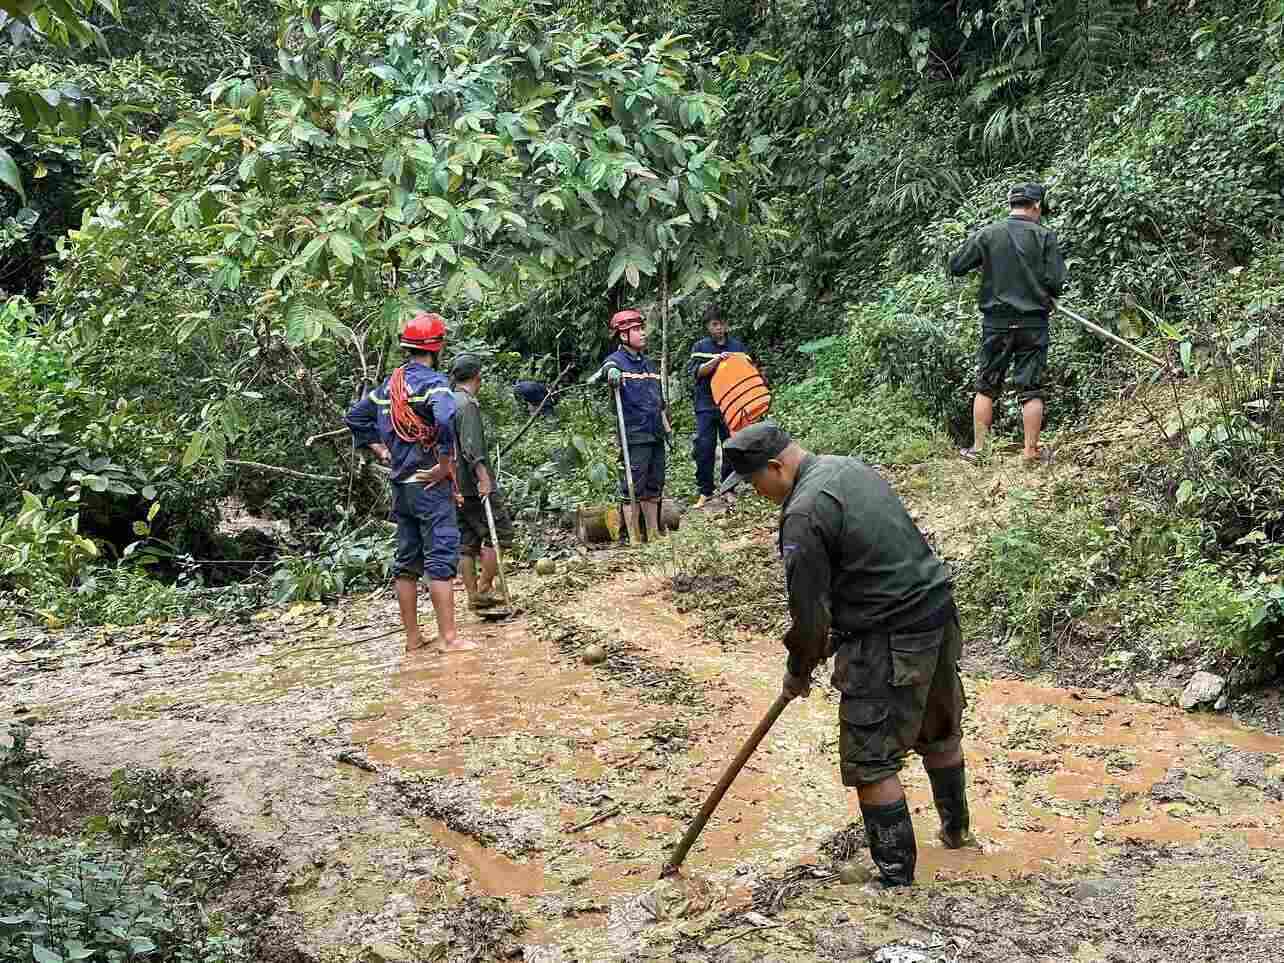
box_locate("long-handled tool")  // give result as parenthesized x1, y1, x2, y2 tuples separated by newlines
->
(1054, 302, 1168, 369)
(660, 693, 791, 877)
(479, 492, 515, 621)
(612, 385, 642, 546)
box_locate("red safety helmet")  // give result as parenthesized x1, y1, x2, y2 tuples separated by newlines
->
(400, 311, 447, 352)
(609, 308, 644, 333)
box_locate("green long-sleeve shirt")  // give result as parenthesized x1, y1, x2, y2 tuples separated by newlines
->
(778, 454, 952, 677)
(948, 214, 1067, 328)
(451, 389, 492, 498)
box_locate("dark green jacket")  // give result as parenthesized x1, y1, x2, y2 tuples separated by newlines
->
(948, 214, 1066, 328)
(451, 388, 492, 498)
(778, 454, 952, 677)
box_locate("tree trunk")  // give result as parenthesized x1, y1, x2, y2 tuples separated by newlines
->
(576, 500, 683, 544)
(660, 253, 669, 405)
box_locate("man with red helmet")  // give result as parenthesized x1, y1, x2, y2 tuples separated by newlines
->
(599, 307, 672, 541)
(345, 312, 474, 653)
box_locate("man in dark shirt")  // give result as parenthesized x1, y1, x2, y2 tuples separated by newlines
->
(717, 422, 971, 888)
(600, 308, 672, 542)
(948, 183, 1067, 465)
(451, 354, 514, 612)
(687, 301, 750, 507)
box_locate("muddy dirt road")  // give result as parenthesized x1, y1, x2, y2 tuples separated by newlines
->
(9, 560, 1284, 961)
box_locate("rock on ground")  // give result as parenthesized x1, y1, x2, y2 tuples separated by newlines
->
(1180, 672, 1226, 710)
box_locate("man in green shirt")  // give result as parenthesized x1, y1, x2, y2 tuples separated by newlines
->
(717, 422, 971, 888)
(450, 354, 514, 611)
(948, 183, 1067, 465)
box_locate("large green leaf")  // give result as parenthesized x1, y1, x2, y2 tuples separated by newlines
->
(0, 148, 25, 203)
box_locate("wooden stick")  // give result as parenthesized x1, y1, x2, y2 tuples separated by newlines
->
(569, 803, 621, 832)
(226, 459, 340, 481)
(1054, 302, 1168, 368)
(483, 492, 514, 612)
(306, 427, 350, 447)
(497, 362, 574, 458)
(660, 693, 791, 877)
(613, 385, 642, 546)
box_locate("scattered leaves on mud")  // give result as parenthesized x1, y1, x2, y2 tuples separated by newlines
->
(382, 772, 544, 855)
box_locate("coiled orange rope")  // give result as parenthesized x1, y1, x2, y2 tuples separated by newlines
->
(389, 365, 439, 447)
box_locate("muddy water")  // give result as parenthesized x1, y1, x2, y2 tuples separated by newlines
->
(13, 574, 1284, 960)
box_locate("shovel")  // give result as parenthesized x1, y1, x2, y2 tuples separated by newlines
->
(613, 385, 642, 546)
(477, 492, 515, 621)
(660, 693, 791, 877)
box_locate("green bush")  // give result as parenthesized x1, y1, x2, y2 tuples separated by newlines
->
(1179, 562, 1284, 672)
(1, 739, 244, 963)
(960, 488, 1119, 666)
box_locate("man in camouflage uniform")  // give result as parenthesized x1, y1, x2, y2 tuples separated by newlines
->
(949, 183, 1067, 465)
(718, 422, 971, 888)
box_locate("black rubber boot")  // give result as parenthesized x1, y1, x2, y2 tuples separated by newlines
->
(927, 762, 971, 849)
(860, 799, 917, 887)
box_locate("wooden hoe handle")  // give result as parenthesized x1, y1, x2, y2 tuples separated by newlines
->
(660, 693, 792, 877)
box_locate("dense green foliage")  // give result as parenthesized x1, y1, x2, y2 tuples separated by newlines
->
(1, 0, 1282, 670)
(0, 728, 251, 963)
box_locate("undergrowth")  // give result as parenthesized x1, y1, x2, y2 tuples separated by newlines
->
(0, 727, 272, 963)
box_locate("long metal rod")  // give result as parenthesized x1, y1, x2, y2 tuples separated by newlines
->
(482, 493, 513, 612)
(1054, 302, 1168, 369)
(660, 693, 791, 877)
(613, 385, 642, 546)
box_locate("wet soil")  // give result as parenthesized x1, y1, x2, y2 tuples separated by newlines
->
(7, 559, 1284, 960)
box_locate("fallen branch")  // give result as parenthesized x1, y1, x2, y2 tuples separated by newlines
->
(265, 627, 404, 661)
(708, 920, 793, 950)
(227, 459, 340, 482)
(498, 362, 574, 458)
(306, 427, 350, 447)
(569, 803, 621, 832)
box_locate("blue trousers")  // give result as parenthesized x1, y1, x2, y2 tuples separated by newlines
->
(391, 481, 460, 582)
(693, 409, 732, 496)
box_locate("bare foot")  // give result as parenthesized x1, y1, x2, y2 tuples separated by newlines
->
(405, 633, 429, 652)
(440, 636, 480, 652)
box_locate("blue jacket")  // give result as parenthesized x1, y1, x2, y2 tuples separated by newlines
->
(601, 348, 665, 444)
(344, 362, 456, 482)
(688, 335, 749, 413)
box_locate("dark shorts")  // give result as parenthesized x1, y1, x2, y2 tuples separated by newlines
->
(830, 615, 966, 786)
(391, 481, 459, 582)
(619, 441, 666, 501)
(976, 325, 1049, 403)
(457, 493, 514, 558)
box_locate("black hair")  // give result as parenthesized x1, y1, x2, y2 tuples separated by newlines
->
(407, 348, 440, 367)
(703, 302, 723, 325)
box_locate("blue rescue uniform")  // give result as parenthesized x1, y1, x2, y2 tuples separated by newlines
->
(601, 348, 667, 500)
(687, 335, 749, 496)
(345, 362, 460, 581)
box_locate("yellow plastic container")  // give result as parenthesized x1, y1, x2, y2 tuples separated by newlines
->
(711, 353, 771, 432)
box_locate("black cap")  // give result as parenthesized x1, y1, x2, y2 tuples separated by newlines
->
(449, 353, 482, 381)
(716, 421, 792, 495)
(1008, 183, 1046, 206)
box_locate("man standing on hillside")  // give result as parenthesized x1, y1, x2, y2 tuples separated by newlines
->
(451, 353, 514, 612)
(948, 183, 1066, 466)
(688, 302, 750, 508)
(601, 307, 672, 541)
(716, 421, 971, 889)
(345, 312, 473, 653)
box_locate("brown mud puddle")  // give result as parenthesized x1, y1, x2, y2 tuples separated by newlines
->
(14, 574, 1284, 960)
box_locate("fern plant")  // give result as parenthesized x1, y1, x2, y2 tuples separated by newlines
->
(1053, 0, 1133, 90)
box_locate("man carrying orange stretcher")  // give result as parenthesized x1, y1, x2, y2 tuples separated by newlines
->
(687, 302, 758, 508)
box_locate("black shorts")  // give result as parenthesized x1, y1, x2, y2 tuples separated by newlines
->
(976, 325, 1049, 403)
(829, 615, 966, 786)
(619, 441, 666, 501)
(457, 493, 514, 558)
